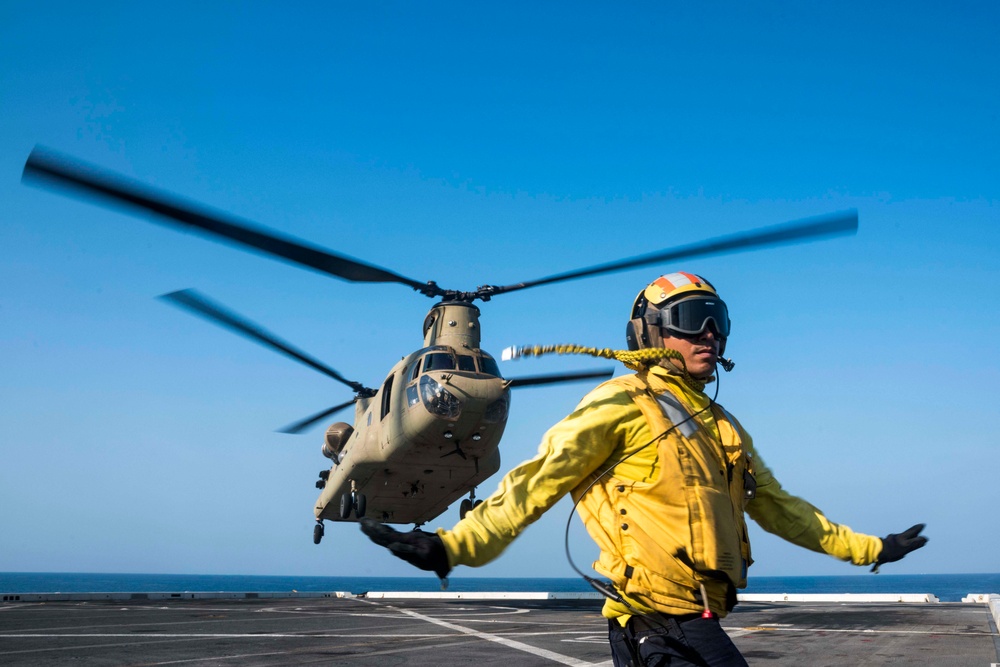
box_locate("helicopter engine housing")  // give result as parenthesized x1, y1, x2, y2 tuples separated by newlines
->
(322, 422, 354, 462)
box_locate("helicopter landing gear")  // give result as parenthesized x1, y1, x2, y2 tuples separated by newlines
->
(339, 491, 367, 520)
(313, 521, 325, 545)
(315, 470, 329, 490)
(459, 490, 481, 520)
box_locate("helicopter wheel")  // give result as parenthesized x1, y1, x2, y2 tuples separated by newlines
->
(474, 499, 483, 509)
(339, 493, 353, 520)
(354, 492, 367, 519)
(459, 498, 473, 519)
(313, 521, 325, 545)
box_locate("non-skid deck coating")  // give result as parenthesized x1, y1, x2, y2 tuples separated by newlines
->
(1, 596, 998, 666)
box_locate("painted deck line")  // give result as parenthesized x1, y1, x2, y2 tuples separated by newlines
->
(1, 592, 351, 602)
(368, 591, 954, 603)
(736, 592, 940, 603)
(393, 606, 609, 667)
(362, 591, 605, 600)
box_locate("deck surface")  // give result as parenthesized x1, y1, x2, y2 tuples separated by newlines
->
(2, 596, 998, 665)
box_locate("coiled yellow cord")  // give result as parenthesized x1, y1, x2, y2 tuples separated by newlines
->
(502, 343, 706, 390)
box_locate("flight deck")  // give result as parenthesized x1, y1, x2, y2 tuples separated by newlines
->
(2, 591, 999, 665)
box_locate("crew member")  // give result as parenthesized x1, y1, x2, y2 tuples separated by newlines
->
(362, 271, 927, 666)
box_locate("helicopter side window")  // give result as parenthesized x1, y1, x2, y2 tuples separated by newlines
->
(423, 353, 456, 372)
(478, 354, 502, 378)
(380, 375, 394, 420)
(408, 359, 421, 382)
(458, 355, 476, 372)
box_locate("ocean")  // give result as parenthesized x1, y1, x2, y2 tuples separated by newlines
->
(2, 572, 998, 603)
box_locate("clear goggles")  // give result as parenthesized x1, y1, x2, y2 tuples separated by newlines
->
(654, 297, 730, 338)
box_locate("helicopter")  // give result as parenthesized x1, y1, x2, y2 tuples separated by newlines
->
(22, 146, 858, 545)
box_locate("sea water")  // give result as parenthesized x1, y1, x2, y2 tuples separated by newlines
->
(2, 572, 998, 603)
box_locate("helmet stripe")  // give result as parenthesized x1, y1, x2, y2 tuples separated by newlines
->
(676, 271, 704, 287)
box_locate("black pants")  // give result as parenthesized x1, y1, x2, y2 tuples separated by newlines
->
(608, 614, 749, 667)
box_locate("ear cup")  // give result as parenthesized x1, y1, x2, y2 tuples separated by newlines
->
(626, 293, 651, 350)
(625, 318, 648, 351)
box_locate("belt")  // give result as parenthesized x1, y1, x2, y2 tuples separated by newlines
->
(628, 612, 701, 633)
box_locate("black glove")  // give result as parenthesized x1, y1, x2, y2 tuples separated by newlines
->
(360, 518, 452, 579)
(872, 524, 928, 572)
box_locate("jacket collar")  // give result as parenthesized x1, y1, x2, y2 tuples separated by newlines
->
(643, 365, 713, 411)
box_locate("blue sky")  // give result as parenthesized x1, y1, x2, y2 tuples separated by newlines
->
(1, 2, 997, 581)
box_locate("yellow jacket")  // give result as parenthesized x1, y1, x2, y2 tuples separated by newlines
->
(438, 365, 883, 619)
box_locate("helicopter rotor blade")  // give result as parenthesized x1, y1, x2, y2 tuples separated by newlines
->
(160, 289, 373, 395)
(278, 398, 358, 434)
(22, 147, 437, 295)
(506, 368, 615, 389)
(484, 210, 858, 298)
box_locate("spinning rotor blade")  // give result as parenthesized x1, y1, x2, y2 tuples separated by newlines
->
(23, 147, 435, 295)
(23, 148, 859, 305)
(485, 210, 858, 297)
(278, 399, 357, 434)
(160, 289, 373, 395)
(507, 368, 615, 388)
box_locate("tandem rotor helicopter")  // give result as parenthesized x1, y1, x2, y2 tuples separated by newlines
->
(22, 146, 857, 546)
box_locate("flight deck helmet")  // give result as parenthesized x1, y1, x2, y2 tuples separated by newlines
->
(625, 272, 730, 354)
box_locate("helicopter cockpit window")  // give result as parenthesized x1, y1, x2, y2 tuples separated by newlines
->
(408, 359, 421, 382)
(423, 353, 456, 372)
(458, 355, 477, 372)
(478, 354, 502, 378)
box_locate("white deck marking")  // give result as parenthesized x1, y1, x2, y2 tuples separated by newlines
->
(395, 607, 605, 666)
(142, 639, 475, 665)
(1, 633, 448, 639)
(730, 626, 996, 637)
(562, 635, 609, 644)
(141, 650, 291, 665)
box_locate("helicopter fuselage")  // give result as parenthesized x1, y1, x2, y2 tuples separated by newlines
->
(314, 301, 510, 525)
